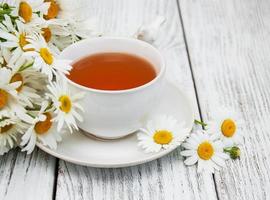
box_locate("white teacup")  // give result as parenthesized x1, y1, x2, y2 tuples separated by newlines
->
(60, 37, 166, 139)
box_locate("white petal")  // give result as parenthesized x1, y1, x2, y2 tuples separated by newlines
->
(184, 155, 198, 165)
(181, 150, 196, 157)
(182, 142, 197, 150)
(0, 31, 18, 41)
(1, 42, 18, 48)
(212, 155, 226, 167)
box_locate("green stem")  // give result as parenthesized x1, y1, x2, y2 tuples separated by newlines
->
(0, 10, 11, 15)
(223, 148, 231, 153)
(194, 119, 207, 128)
(45, 102, 54, 112)
(0, 4, 16, 23)
(19, 62, 34, 72)
(26, 112, 36, 118)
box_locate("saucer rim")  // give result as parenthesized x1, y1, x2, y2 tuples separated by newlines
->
(36, 80, 195, 168)
(37, 141, 179, 168)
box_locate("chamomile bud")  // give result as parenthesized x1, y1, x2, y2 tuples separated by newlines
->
(224, 146, 241, 160)
(230, 146, 241, 159)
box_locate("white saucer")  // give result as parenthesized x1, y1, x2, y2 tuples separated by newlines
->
(37, 81, 194, 168)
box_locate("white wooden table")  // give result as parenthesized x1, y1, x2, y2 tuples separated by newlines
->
(1, 0, 270, 199)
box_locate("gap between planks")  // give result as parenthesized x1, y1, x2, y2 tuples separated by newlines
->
(176, 0, 221, 199)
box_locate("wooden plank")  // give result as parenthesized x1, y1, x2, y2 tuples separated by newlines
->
(179, 0, 270, 199)
(55, 0, 218, 199)
(0, 148, 56, 200)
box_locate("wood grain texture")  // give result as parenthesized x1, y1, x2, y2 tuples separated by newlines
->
(179, 0, 270, 199)
(55, 0, 218, 199)
(0, 148, 56, 200)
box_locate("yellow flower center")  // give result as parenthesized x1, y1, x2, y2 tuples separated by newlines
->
(0, 89, 8, 109)
(153, 130, 173, 145)
(221, 119, 236, 137)
(59, 95, 72, 113)
(0, 124, 13, 134)
(42, 27, 52, 43)
(34, 113, 53, 134)
(197, 141, 214, 160)
(44, 0, 59, 20)
(19, 34, 33, 51)
(19, 34, 27, 49)
(19, 2, 32, 23)
(10, 73, 23, 92)
(40, 48, 53, 65)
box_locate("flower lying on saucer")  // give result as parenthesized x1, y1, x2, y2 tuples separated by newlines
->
(181, 130, 229, 173)
(207, 108, 243, 147)
(137, 115, 189, 153)
(46, 79, 85, 133)
(20, 101, 63, 154)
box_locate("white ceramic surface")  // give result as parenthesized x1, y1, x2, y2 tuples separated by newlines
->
(60, 37, 166, 139)
(37, 81, 194, 168)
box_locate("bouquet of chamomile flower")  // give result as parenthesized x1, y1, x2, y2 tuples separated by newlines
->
(0, 0, 98, 155)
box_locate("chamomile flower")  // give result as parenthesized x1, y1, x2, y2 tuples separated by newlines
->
(11, 0, 50, 23)
(181, 130, 229, 173)
(20, 101, 63, 154)
(63, 18, 99, 43)
(9, 64, 41, 107)
(207, 108, 243, 147)
(51, 0, 100, 44)
(24, 34, 72, 80)
(0, 114, 26, 155)
(37, 18, 69, 53)
(0, 67, 32, 122)
(0, 68, 20, 110)
(137, 115, 190, 153)
(46, 80, 84, 132)
(40, 21, 64, 37)
(46, 18, 99, 50)
(0, 16, 35, 65)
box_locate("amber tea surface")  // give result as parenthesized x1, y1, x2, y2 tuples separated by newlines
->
(68, 53, 157, 90)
